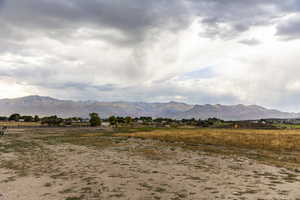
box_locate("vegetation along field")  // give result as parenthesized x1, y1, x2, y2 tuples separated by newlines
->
(0, 121, 41, 127)
(1, 127, 300, 200)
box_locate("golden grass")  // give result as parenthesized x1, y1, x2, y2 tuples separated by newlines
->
(115, 128, 300, 168)
(117, 128, 300, 151)
(0, 121, 41, 127)
(20, 127, 300, 168)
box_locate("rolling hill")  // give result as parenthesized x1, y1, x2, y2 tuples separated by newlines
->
(0, 95, 298, 120)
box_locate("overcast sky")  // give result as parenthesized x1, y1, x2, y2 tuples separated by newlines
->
(1, 0, 300, 111)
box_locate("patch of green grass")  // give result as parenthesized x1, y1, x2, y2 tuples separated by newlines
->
(211, 122, 233, 128)
(155, 187, 167, 193)
(81, 187, 92, 193)
(60, 188, 74, 194)
(50, 172, 69, 179)
(65, 197, 83, 200)
(274, 123, 300, 129)
(0, 160, 28, 177)
(0, 140, 41, 153)
(111, 127, 158, 134)
(139, 182, 153, 190)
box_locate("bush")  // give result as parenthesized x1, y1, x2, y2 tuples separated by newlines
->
(41, 116, 63, 126)
(89, 113, 101, 127)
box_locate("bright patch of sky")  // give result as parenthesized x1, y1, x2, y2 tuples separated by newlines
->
(180, 66, 217, 80)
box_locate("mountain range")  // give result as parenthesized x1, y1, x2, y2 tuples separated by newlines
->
(0, 95, 298, 120)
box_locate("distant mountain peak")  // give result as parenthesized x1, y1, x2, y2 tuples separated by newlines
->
(167, 101, 189, 105)
(23, 95, 55, 99)
(0, 95, 298, 120)
(17, 95, 61, 103)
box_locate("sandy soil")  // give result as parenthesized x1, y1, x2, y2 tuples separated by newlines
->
(1, 129, 300, 200)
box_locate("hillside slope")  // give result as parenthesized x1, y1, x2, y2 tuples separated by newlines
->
(0, 96, 297, 120)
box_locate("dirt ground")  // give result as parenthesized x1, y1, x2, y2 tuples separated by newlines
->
(0, 128, 300, 200)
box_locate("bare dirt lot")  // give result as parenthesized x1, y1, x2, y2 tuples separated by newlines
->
(1, 128, 300, 200)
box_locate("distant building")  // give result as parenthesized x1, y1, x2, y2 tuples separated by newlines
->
(81, 119, 90, 123)
(287, 119, 300, 124)
(101, 122, 110, 127)
(262, 118, 300, 124)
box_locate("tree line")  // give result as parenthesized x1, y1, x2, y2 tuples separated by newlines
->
(0, 113, 225, 128)
(0, 114, 40, 122)
(87, 114, 225, 128)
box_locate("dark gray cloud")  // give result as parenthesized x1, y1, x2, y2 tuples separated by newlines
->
(276, 15, 300, 40)
(0, 0, 299, 49)
(1, 0, 299, 43)
(0, 0, 190, 45)
(192, 0, 297, 39)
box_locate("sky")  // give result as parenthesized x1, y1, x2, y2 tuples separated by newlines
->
(1, 0, 300, 111)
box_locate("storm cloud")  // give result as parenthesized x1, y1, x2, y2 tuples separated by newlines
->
(277, 14, 300, 40)
(1, 0, 300, 111)
(1, 0, 299, 42)
(0, 0, 191, 44)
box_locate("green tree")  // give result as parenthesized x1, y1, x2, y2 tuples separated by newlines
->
(108, 116, 118, 127)
(116, 117, 125, 124)
(9, 113, 21, 122)
(22, 116, 34, 122)
(125, 116, 132, 125)
(89, 113, 101, 127)
(41, 116, 63, 126)
(0, 116, 8, 121)
(34, 115, 40, 122)
(140, 116, 152, 123)
(64, 118, 73, 126)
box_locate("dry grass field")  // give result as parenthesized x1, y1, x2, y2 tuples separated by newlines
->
(116, 128, 300, 168)
(0, 121, 41, 127)
(1, 127, 300, 200)
(117, 128, 300, 151)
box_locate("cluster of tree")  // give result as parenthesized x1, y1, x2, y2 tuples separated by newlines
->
(103, 116, 224, 128)
(1, 112, 225, 128)
(138, 116, 152, 123)
(41, 116, 64, 126)
(197, 118, 224, 127)
(106, 116, 133, 127)
(89, 113, 101, 127)
(153, 118, 174, 123)
(64, 117, 83, 125)
(42, 116, 88, 126)
(89, 114, 134, 127)
(2, 114, 40, 122)
(0, 116, 8, 121)
(1, 113, 85, 127)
